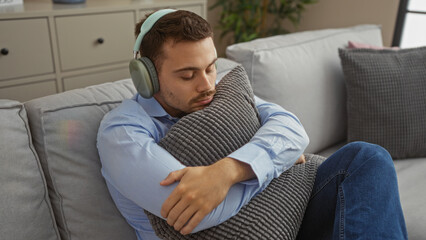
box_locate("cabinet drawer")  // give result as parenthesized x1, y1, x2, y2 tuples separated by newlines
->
(0, 18, 54, 80)
(63, 67, 130, 91)
(56, 12, 135, 71)
(0, 80, 57, 102)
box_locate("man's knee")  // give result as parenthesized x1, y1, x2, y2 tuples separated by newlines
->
(345, 141, 390, 157)
(343, 141, 394, 171)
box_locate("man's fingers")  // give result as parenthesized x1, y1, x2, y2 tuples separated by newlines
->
(295, 154, 306, 165)
(172, 205, 197, 232)
(166, 199, 189, 227)
(299, 154, 306, 163)
(161, 188, 182, 218)
(180, 210, 207, 235)
(160, 168, 186, 186)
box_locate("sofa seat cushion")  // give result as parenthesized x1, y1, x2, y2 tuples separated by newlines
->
(316, 143, 426, 240)
(24, 80, 137, 240)
(226, 25, 383, 153)
(0, 100, 60, 240)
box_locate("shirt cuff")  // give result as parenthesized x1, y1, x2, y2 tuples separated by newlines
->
(227, 143, 274, 189)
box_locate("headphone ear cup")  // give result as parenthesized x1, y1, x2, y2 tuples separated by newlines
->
(139, 57, 159, 94)
(129, 57, 159, 98)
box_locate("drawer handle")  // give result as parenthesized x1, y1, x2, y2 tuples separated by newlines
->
(1, 48, 9, 56)
(97, 38, 104, 44)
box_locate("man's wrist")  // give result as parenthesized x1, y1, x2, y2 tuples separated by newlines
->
(214, 157, 256, 185)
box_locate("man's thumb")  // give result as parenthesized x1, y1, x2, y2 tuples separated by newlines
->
(160, 168, 185, 186)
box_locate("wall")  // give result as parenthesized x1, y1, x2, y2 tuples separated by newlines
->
(208, 0, 400, 57)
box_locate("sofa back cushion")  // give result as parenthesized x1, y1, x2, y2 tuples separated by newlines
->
(24, 80, 137, 240)
(0, 100, 60, 240)
(226, 25, 383, 153)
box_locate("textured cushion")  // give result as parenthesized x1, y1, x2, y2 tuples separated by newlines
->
(339, 47, 426, 159)
(146, 65, 324, 240)
(226, 25, 383, 153)
(0, 100, 60, 240)
(24, 80, 137, 240)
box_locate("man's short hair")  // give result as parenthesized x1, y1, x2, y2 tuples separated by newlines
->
(135, 10, 213, 71)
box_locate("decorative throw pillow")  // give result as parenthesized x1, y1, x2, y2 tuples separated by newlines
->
(339, 46, 426, 159)
(146, 65, 325, 240)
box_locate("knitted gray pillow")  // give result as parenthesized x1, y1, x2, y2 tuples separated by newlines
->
(339, 47, 426, 159)
(145, 65, 325, 239)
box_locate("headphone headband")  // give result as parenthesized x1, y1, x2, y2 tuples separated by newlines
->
(133, 9, 177, 58)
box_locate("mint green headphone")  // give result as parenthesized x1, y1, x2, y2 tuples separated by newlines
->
(129, 9, 177, 98)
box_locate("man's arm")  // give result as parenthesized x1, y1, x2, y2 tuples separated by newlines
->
(99, 96, 308, 235)
(159, 157, 255, 234)
(160, 96, 309, 233)
(227, 96, 310, 192)
(97, 100, 257, 234)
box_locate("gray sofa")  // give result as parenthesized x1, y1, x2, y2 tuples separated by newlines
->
(0, 24, 424, 240)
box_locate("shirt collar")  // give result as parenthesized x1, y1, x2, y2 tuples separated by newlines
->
(133, 94, 170, 118)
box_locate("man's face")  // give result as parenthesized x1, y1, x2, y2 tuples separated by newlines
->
(154, 37, 217, 118)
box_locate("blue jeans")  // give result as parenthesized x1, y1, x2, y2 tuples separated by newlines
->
(297, 142, 407, 240)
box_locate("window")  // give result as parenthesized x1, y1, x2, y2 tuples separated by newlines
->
(393, 0, 426, 48)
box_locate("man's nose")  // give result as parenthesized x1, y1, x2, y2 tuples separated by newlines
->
(196, 72, 213, 92)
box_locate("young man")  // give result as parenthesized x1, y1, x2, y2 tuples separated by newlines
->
(97, 10, 407, 240)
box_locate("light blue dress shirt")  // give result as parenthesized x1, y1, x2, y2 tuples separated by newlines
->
(97, 87, 309, 240)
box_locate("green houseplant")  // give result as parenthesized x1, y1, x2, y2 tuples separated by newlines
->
(210, 0, 317, 43)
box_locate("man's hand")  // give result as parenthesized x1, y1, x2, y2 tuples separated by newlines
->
(295, 154, 306, 165)
(160, 157, 254, 235)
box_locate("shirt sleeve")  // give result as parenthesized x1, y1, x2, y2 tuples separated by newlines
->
(227, 96, 310, 191)
(97, 101, 260, 233)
